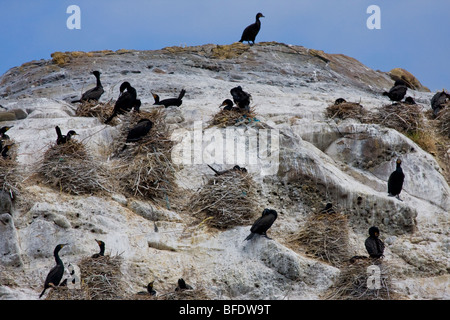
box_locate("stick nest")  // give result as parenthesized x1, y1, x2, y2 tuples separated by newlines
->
(324, 259, 398, 300)
(292, 212, 350, 267)
(325, 102, 368, 122)
(190, 170, 258, 229)
(0, 141, 21, 196)
(36, 140, 109, 195)
(109, 109, 178, 205)
(209, 108, 259, 128)
(434, 105, 450, 138)
(75, 99, 117, 124)
(370, 103, 425, 134)
(46, 255, 125, 300)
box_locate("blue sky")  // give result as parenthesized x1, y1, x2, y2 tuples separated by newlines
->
(0, 0, 449, 91)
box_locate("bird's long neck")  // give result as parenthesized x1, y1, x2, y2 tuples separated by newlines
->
(99, 243, 105, 256)
(95, 74, 102, 88)
(396, 163, 402, 172)
(54, 248, 63, 266)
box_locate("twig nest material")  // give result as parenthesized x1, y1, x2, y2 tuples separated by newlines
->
(209, 107, 259, 128)
(75, 99, 116, 124)
(36, 140, 109, 195)
(190, 170, 258, 229)
(325, 102, 368, 122)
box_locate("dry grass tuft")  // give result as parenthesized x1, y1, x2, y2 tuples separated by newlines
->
(291, 212, 350, 267)
(108, 109, 178, 205)
(0, 141, 20, 196)
(325, 102, 368, 121)
(36, 140, 110, 195)
(189, 170, 258, 229)
(209, 108, 259, 128)
(46, 255, 125, 300)
(75, 99, 116, 124)
(211, 43, 251, 59)
(324, 259, 400, 300)
(434, 105, 450, 138)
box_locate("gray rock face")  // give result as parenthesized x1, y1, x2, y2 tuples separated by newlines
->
(0, 43, 448, 300)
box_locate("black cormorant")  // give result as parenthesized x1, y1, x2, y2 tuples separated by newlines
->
(383, 80, 408, 103)
(105, 82, 140, 124)
(244, 208, 278, 241)
(126, 119, 153, 143)
(239, 13, 264, 45)
(364, 226, 385, 259)
(230, 86, 252, 111)
(71, 71, 104, 103)
(91, 239, 105, 258)
(39, 243, 68, 298)
(175, 278, 193, 291)
(1, 143, 14, 158)
(220, 99, 236, 111)
(55, 126, 78, 145)
(334, 98, 347, 105)
(137, 281, 157, 296)
(207, 164, 247, 176)
(152, 89, 186, 108)
(0, 125, 13, 139)
(431, 89, 450, 117)
(404, 96, 416, 105)
(388, 158, 405, 201)
(319, 203, 336, 214)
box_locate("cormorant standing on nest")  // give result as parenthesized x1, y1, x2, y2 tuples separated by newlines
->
(207, 164, 247, 176)
(319, 203, 336, 214)
(71, 71, 104, 103)
(383, 80, 408, 103)
(91, 239, 105, 258)
(152, 89, 186, 108)
(245, 208, 278, 241)
(0, 125, 13, 139)
(388, 158, 405, 201)
(364, 226, 385, 259)
(126, 119, 153, 142)
(220, 99, 237, 111)
(137, 281, 157, 296)
(55, 126, 78, 145)
(1, 143, 14, 158)
(105, 82, 140, 124)
(239, 13, 264, 45)
(39, 243, 68, 298)
(334, 98, 347, 105)
(230, 86, 252, 111)
(431, 89, 450, 117)
(175, 278, 193, 291)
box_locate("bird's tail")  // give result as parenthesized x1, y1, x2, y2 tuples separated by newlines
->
(382, 92, 388, 96)
(39, 288, 47, 298)
(71, 99, 81, 103)
(207, 164, 220, 175)
(55, 126, 62, 138)
(244, 233, 255, 241)
(178, 89, 186, 100)
(104, 113, 116, 124)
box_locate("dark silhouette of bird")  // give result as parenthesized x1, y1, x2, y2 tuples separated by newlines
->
(91, 239, 105, 258)
(105, 82, 140, 124)
(207, 164, 247, 176)
(0, 125, 13, 139)
(364, 226, 385, 259)
(55, 126, 78, 145)
(126, 119, 153, 143)
(239, 12, 264, 45)
(39, 243, 67, 298)
(388, 158, 405, 201)
(220, 99, 237, 111)
(137, 281, 157, 296)
(1, 143, 14, 158)
(319, 203, 336, 214)
(175, 278, 193, 291)
(230, 86, 252, 111)
(404, 96, 416, 105)
(152, 89, 186, 108)
(383, 80, 408, 103)
(71, 71, 104, 103)
(334, 98, 347, 105)
(245, 208, 278, 241)
(431, 89, 450, 117)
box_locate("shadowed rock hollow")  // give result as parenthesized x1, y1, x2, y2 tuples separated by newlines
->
(0, 42, 448, 300)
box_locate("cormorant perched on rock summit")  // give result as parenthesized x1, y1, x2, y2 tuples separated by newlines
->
(245, 208, 277, 241)
(383, 80, 408, 103)
(239, 13, 264, 45)
(431, 89, 450, 117)
(152, 89, 186, 108)
(230, 86, 252, 111)
(91, 239, 105, 258)
(71, 71, 104, 103)
(55, 126, 78, 145)
(388, 158, 405, 201)
(39, 243, 67, 298)
(105, 82, 140, 124)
